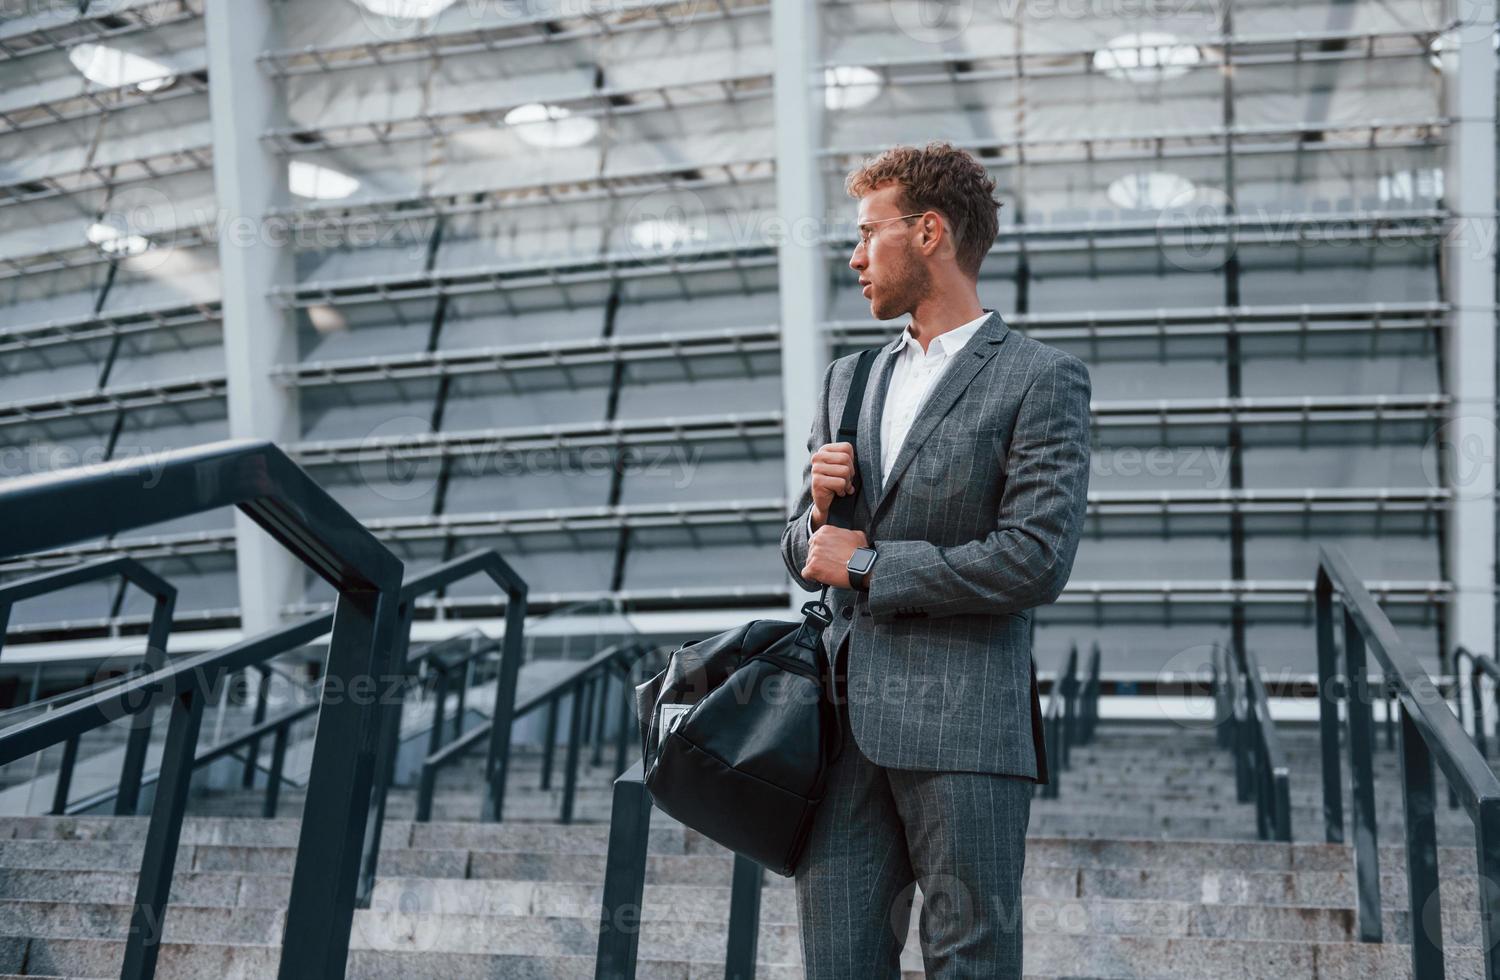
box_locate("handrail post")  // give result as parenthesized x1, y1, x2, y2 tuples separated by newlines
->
(1476, 798, 1500, 980)
(1397, 700, 1443, 977)
(455, 657, 471, 742)
(541, 699, 559, 790)
(358, 598, 416, 908)
(614, 661, 633, 778)
(265, 723, 289, 820)
(1342, 606, 1383, 942)
(117, 589, 175, 815)
(482, 582, 528, 822)
(121, 679, 206, 980)
(50, 734, 80, 816)
(562, 682, 586, 824)
(415, 762, 437, 823)
(592, 671, 611, 768)
(1271, 768, 1292, 843)
(1315, 568, 1345, 843)
(725, 854, 763, 980)
(594, 763, 652, 980)
(241, 665, 272, 789)
(1475, 661, 1490, 759)
(1213, 644, 1231, 749)
(429, 666, 451, 759)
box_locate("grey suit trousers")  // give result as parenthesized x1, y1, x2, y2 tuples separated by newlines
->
(794, 637, 1032, 979)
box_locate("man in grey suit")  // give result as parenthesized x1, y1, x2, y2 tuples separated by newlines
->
(780, 141, 1092, 977)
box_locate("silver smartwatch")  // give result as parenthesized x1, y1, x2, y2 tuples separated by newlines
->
(846, 546, 878, 591)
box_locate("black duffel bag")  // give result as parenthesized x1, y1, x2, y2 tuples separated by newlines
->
(633, 348, 876, 877)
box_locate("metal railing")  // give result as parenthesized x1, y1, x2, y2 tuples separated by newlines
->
(413, 630, 502, 761)
(0, 556, 177, 815)
(596, 637, 1102, 977)
(1036, 642, 1105, 800)
(359, 548, 528, 906)
(66, 689, 320, 820)
(595, 760, 762, 980)
(1315, 544, 1500, 977)
(0, 439, 404, 980)
(416, 640, 651, 824)
(1216, 642, 1292, 841)
(1445, 646, 1500, 811)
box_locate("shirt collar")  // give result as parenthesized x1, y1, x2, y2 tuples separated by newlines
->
(893, 309, 992, 357)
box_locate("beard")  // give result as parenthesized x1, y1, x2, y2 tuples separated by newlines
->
(869, 242, 931, 321)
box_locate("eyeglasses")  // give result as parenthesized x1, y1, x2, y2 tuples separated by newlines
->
(856, 212, 926, 247)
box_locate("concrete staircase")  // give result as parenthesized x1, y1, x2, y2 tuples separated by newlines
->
(0, 722, 1483, 978)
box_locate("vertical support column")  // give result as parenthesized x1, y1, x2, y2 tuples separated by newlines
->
(1316, 569, 1345, 843)
(772, 0, 828, 614)
(204, 0, 300, 637)
(1441, 0, 1498, 662)
(1343, 609, 1383, 942)
(1399, 702, 1445, 979)
(724, 855, 764, 980)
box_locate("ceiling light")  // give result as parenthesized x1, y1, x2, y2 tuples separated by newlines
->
(825, 66, 883, 110)
(504, 103, 598, 149)
(1427, 27, 1500, 69)
(629, 218, 708, 254)
(1106, 172, 1198, 211)
(87, 220, 152, 257)
(348, 0, 458, 18)
(308, 304, 349, 334)
(1093, 33, 1201, 83)
(68, 42, 176, 93)
(288, 161, 362, 201)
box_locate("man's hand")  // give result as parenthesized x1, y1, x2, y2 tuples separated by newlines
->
(809, 441, 857, 529)
(801, 525, 869, 589)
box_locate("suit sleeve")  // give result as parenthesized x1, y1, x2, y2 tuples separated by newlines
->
(865, 352, 1092, 621)
(780, 358, 837, 593)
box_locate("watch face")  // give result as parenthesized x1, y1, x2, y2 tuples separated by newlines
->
(850, 549, 876, 573)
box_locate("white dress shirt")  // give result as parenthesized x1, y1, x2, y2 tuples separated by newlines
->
(877, 310, 989, 486)
(811, 310, 990, 530)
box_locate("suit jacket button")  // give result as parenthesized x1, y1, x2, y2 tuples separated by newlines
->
(841, 606, 853, 620)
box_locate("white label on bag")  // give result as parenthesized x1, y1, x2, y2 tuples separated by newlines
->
(657, 703, 691, 748)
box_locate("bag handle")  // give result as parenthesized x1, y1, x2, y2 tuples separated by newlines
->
(802, 348, 879, 626)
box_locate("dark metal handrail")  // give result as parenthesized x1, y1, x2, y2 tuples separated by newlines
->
(416, 640, 650, 824)
(1038, 644, 1078, 800)
(0, 556, 177, 815)
(0, 439, 404, 980)
(1453, 646, 1500, 758)
(1316, 544, 1500, 976)
(411, 630, 502, 760)
(593, 760, 763, 980)
(1079, 641, 1101, 745)
(1229, 643, 1292, 841)
(67, 699, 319, 819)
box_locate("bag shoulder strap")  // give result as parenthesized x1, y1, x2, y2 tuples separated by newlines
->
(825, 348, 878, 531)
(802, 348, 879, 630)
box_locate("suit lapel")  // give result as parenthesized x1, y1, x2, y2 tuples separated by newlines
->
(871, 311, 1011, 522)
(857, 342, 898, 517)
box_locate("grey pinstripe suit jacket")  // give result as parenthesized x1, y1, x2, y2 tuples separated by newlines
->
(780, 310, 1092, 782)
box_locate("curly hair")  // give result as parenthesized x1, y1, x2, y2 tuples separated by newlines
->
(843, 141, 1001, 280)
